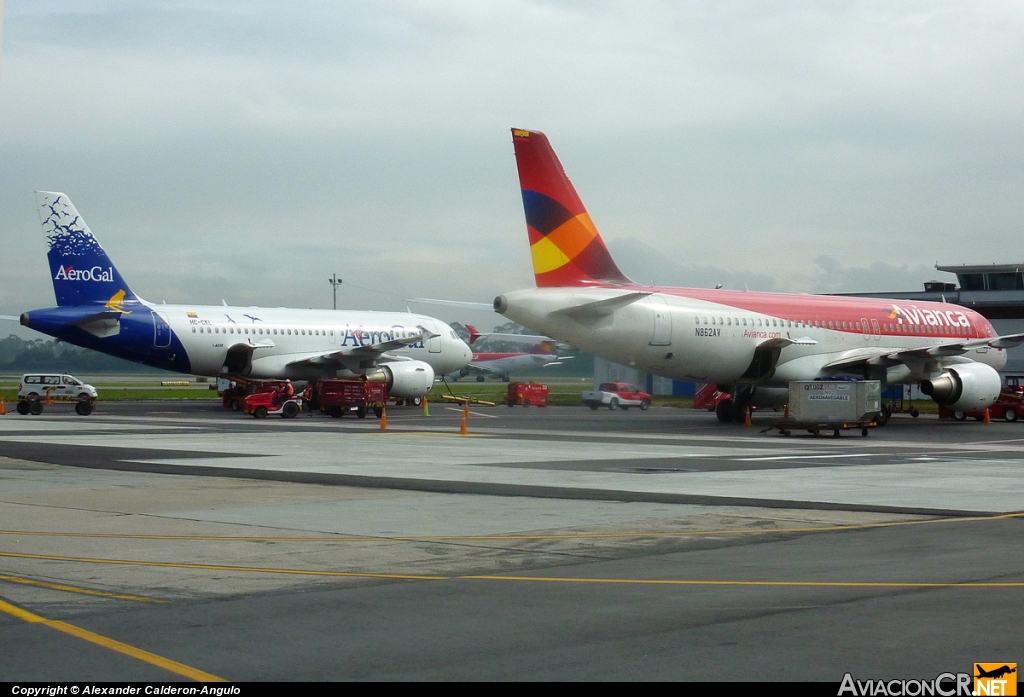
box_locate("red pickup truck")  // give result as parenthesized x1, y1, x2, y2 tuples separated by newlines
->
(582, 381, 651, 411)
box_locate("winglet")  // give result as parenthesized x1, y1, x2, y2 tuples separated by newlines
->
(511, 129, 633, 288)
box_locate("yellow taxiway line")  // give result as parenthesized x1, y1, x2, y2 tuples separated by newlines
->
(1, 549, 1021, 588)
(0, 597, 224, 682)
(0, 572, 165, 603)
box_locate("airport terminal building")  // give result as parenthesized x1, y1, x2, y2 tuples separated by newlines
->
(595, 263, 1024, 394)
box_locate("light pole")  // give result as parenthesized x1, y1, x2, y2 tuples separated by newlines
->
(328, 274, 342, 310)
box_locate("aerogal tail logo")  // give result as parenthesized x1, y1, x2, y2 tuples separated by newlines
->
(104, 290, 131, 314)
(54, 265, 115, 283)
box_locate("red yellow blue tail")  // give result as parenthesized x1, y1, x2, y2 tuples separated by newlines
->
(511, 129, 632, 288)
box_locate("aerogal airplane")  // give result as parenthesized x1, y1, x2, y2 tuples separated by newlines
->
(8, 192, 472, 399)
(493, 129, 1024, 422)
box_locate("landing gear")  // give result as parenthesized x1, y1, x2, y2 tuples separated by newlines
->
(716, 398, 733, 423)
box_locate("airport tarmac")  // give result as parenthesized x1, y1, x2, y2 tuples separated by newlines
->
(1, 402, 1022, 681)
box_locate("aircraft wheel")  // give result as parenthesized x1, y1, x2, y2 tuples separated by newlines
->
(640, 399, 650, 411)
(29, 401, 43, 416)
(282, 402, 299, 419)
(476, 376, 485, 383)
(254, 406, 268, 419)
(501, 376, 510, 383)
(715, 399, 733, 423)
(953, 411, 967, 421)
(410, 397, 422, 407)
(75, 401, 93, 416)
(1004, 408, 1017, 422)
(608, 398, 618, 411)
(16, 401, 29, 415)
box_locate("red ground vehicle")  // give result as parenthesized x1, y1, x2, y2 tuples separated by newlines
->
(694, 383, 729, 411)
(505, 382, 548, 407)
(221, 376, 286, 411)
(244, 390, 303, 419)
(315, 378, 388, 418)
(582, 381, 651, 410)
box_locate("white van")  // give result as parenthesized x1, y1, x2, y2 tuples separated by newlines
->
(18, 373, 98, 401)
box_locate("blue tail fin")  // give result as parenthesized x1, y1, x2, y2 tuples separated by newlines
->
(36, 191, 140, 308)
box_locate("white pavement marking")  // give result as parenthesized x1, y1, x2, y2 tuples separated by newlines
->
(2, 422, 1023, 512)
(734, 454, 877, 462)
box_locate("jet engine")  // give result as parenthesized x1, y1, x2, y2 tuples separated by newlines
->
(919, 363, 1002, 412)
(364, 361, 435, 398)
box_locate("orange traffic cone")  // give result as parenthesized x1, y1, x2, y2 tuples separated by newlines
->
(744, 407, 752, 427)
(422, 397, 429, 416)
(45, 389, 53, 406)
(0, 399, 5, 415)
(984, 408, 991, 424)
(784, 404, 790, 419)
(380, 407, 388, 430)
(459, 403, 468, 435)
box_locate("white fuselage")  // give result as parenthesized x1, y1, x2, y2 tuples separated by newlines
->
(158, 303, 472, 379)
(496, 287, 1006, 387)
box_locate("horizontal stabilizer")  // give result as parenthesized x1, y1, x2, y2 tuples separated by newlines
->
(407, 298, 494, 311)
(69, 310, 123, 339)
(551, 291, 652, 319)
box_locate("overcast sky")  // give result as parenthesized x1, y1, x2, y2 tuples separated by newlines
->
(2, 1, 1022, 337)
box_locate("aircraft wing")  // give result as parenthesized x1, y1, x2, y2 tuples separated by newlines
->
(758, 336, 818, 349)
(472, 332, 566, 347)
(284, 329, 433, 368)
(822, 332, 1024, 373)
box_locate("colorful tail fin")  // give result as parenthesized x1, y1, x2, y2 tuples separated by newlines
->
(511, 128, 632, 288)
(36, 191, 140, 308)
(466, 324, 482, 345)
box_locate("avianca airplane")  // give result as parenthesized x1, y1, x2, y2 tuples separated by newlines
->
(453, 325, 567, 381)
(10, 192, 472, 398)
(493, 129, 1024, 422)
